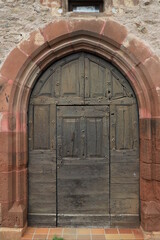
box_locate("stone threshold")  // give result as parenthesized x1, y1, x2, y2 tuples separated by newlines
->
(0, 227, 160, 240)
(22, 227, 144, 240)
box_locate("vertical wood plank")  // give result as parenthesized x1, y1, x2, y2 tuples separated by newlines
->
(85, 56, 90, 98)
(50, 104, 56, 151)
(28, 104, 33, 151)
(79, 53, 85, 99)
(55, 67, 61, 98)
(33, 105, 50, 150)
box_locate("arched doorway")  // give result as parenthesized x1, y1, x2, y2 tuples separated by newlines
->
(1, 18, 160, 233)
(28, 52, 139, 227)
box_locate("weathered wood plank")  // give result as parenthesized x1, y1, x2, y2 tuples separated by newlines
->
(58, 193, 109, 213)
(33, 105, 50, 149)
(110, 199, 139, 214)
(110, 183, 139, 199)
(28, 214, 56, 227)
(58, 163, 109, 179)
(111, 163, 139, 179)
(111, 215, 140, 228)
(110, 150, 139, 163)
(58, 215, 110, 228)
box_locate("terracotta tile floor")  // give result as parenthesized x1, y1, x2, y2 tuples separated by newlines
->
(21, 228, 145, 240)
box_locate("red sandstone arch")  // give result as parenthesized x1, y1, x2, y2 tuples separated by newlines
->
(0, 19, 160, 232)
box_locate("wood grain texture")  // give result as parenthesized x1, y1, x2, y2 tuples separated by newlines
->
(57, 106, 109, 226)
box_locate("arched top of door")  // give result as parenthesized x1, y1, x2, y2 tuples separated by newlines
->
(30, 52, 136, 106)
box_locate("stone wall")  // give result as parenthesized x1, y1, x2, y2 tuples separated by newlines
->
(0, 0, 160, 70)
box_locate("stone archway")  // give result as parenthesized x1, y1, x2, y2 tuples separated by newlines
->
(0, 19, 160, 233)
(28, 52, 140, 228)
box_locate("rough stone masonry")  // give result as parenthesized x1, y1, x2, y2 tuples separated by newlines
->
(0, 0, 160, 70)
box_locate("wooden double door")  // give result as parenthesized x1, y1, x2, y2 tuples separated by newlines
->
(28, 53, 139, 227)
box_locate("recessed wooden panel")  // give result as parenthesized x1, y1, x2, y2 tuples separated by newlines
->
(115, 105, 133, 150)
(33, 105, 50, 150)
(112, 74, 124, 99)
(39, 74, 53, 96)
(61, 61, 78, 95)
(89, 62, 105, 97)
(86, 118, 103, 157)
(62, 118, 81, 158)
(85, 55, 110, 104)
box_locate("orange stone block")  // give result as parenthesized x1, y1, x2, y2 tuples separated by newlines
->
(19, 30, 47, 58)
(42, 20, 69, 46)
(102, 20, 128, 47)
(0, 48, 28, 81)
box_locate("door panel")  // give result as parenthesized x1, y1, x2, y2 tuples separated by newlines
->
(85, 54, 110, 104)
(28, 104, 56, 226)
(62, 118, 81, 158)
(60, 54, 85, 103)
(57, 106, 110, 227)
(110, 103, 139, 227)
(86, 118, 103, 157)
(33, 105, 50, 149)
